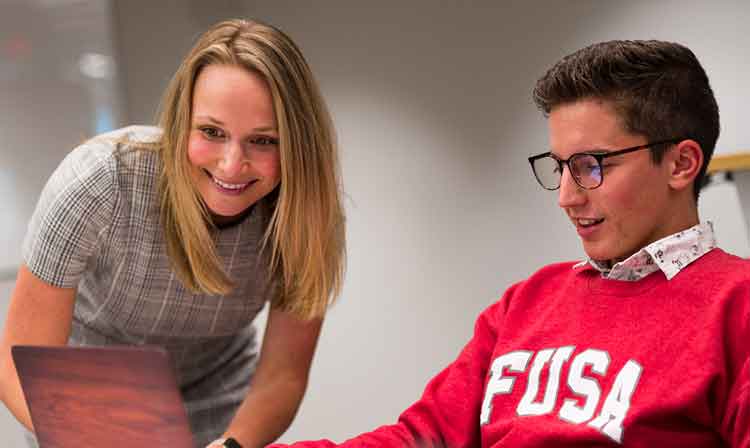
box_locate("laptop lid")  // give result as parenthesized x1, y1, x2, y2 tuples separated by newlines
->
(11, 345, 194, 448)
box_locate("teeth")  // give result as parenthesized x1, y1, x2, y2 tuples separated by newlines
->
(212, 176, 251, 190)
(578, 218, 601, 226)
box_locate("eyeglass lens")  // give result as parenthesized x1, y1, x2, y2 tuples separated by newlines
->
(533, 154, 603, 189)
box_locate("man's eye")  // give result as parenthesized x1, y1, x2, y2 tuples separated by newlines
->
(584, 162, 600, 171)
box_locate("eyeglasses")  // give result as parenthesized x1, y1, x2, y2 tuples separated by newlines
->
(528, 138, 682, 190)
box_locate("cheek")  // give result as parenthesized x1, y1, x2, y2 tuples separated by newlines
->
(255, 153, 282, 182)
(602, 184, 654, 235)
(187, 135, 218, 168)
(594, 186, 635, 228)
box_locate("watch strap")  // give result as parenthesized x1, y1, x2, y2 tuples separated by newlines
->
(209, 437, 243, 448)
(223, 437, 243, 448)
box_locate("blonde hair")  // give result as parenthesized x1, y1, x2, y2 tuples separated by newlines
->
(156, 18, 345, 319)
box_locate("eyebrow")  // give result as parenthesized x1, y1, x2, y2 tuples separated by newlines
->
(193, 115, 278, 133)
(550, 147, 612, 158)
(585, 149, 611, 155)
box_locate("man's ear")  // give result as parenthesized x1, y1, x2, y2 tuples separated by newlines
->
(667, 139, 704, 192)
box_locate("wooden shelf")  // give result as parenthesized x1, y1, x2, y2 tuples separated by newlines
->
(707, 152, 750, 174)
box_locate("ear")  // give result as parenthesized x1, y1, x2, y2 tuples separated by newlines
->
(666, 139, 704, 192)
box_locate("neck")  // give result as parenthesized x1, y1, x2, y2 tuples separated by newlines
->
(604, 209, 700, 266)
(211, 204, 256, 229)
(662, 194, 700, 236)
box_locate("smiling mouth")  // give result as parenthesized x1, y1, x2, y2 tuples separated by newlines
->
(204, 169, 255, 192)
(576, 218, 605, 228)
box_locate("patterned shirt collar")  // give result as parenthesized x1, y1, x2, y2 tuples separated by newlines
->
(573, 221, 717, 281)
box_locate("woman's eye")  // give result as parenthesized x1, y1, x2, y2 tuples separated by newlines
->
(251, 136, 279, 146)
(200, 127, 224, 139)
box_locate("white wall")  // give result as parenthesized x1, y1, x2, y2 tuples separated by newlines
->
(1, 0, 748, 445)
(0, 0, 123, 280)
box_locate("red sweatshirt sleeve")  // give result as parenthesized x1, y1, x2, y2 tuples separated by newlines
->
(267, 295, 511, 448)
(718, 353, 750, 448)
(719, 279, 750, 448)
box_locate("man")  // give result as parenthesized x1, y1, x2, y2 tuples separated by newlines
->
(269, 40, 749, 447)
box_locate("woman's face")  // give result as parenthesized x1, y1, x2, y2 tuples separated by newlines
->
(187, 64, 281, 226)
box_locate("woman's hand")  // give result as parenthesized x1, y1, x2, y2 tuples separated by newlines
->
(218, 307, 323, 448)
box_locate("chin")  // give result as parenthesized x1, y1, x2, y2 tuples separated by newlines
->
(204, 197, 256, 217)
(581, 245, 615, 263)
(211, 208, 248, 219)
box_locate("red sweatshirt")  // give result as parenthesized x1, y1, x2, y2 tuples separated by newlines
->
(272, 249, 750, 447)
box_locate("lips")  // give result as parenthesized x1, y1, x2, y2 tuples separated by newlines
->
(576, 218, 604, 227)
(204, 169, 255, 194)
(572, 216, 604, 238)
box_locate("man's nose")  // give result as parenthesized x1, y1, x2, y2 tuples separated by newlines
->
(557, 165, 587, 209)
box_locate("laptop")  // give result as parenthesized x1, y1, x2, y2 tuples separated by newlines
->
(11, 345, 195, 448)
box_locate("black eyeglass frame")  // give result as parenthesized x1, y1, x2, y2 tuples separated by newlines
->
(528, 138, 684, 190)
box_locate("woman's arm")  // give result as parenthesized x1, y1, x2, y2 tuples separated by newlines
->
(0, 264, 76, 430)
(214, 306, 323, 448)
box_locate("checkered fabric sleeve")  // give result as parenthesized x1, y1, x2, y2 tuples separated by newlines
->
(22, 141, 118, 288)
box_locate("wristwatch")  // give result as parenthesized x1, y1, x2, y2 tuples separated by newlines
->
(210, 437, 243, 448)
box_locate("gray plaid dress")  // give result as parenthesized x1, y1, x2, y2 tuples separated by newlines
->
(22, 126, 275, 447)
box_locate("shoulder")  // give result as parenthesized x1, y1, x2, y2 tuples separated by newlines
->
(684, 248, 750, 285)
(528, 260, 582, 279)
(702, 249, 750, 300)
(483, 261, 582, 321)
(708, 248, 750, 274)
(516, 260, 585, 293)
(88, 125, 162, 147)
(31, 125, 165, 234)
(72, 126, 163, 191)
(21, 127, 164, 287)
(59, 125, 159, 175)
(677, 249, 750, 321)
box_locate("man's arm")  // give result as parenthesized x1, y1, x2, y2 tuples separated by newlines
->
(721, 328, 750, 447)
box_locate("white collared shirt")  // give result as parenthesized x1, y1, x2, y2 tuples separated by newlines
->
(574, 221, 717, 281)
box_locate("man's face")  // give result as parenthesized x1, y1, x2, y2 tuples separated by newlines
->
(549, 99, 679, 264)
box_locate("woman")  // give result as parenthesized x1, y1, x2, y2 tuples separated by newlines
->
(0, 18, 345, 448)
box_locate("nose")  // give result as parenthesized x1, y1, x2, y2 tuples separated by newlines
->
(557, 165, 587, 209)
(217, 140, 247, 178)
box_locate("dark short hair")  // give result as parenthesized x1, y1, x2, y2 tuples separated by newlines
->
(533, 40, 719, 200)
